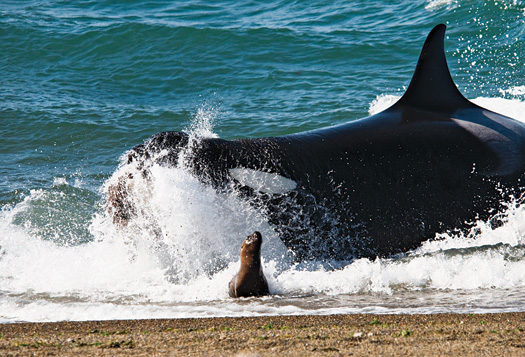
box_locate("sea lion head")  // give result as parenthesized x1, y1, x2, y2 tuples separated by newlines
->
(240, 231, 263, 266)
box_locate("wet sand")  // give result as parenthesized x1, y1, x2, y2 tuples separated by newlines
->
(1, 313, 524, 356)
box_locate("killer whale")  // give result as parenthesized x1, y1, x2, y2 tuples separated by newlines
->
(113, 24, 525, 261)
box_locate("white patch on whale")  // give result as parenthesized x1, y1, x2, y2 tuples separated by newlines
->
(229, 168, 297, 194)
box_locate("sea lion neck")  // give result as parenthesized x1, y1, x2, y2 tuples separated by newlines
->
(240, 232, 263, 268)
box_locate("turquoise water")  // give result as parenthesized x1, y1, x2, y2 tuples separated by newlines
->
(1, 1, 525, 322)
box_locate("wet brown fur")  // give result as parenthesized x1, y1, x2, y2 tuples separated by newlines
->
(228, 232, 269, 298)
(107, 174, 135, 226)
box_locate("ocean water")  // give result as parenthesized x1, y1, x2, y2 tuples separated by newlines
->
(1, 0, 525, 323)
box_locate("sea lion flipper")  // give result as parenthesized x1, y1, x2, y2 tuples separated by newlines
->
(228, 232, 270, 298)
(228, 277, 236, 298)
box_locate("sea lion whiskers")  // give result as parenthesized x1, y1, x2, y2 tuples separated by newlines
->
(228, 232, 270, 298)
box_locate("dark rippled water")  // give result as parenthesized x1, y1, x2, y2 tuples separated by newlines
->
(1, 1, 525, 322)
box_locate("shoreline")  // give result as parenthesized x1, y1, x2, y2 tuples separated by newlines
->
(1, 312, 524, 355)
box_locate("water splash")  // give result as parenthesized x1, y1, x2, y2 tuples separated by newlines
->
(185, 98, 221, 139)
(2, 96, 525, 322)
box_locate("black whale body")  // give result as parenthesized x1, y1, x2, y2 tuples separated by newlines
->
(126, 25, 525, 261)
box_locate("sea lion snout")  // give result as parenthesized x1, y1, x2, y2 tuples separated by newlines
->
(244, 231, 262, 246)
(228, 231, 269, 298)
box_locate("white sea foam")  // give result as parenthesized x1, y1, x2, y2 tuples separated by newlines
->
(500, 85, 525, 97)
(368, 92, 525, 124)
(368, 94, 399, 115)
(425, 0, 459, 11)
(1, 95, 525, 322)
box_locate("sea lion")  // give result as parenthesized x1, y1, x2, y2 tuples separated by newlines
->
(107, 174, 135, 226)
(228, 231, 270, 298)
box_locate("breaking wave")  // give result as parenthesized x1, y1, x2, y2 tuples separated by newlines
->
(2, 95, 525, 322)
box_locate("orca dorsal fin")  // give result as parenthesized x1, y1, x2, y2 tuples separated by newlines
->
(395, 24, 471, 114)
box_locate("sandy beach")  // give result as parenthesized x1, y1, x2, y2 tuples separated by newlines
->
(0, 312, 523, 356)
